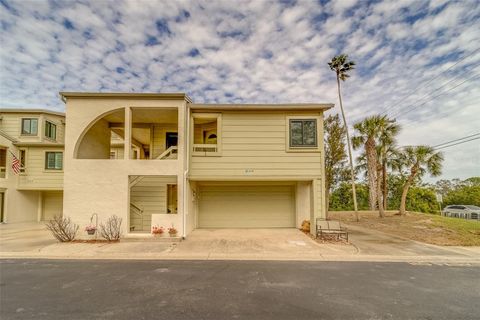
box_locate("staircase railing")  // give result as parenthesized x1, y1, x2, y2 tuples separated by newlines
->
(156, 146, 178, 159)
(129, 202, 144, 232)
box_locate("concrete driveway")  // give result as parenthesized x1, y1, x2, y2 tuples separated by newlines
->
(0, 222, 56, 252)
(1, 222, 479, 263)
(169, 228, 356, 260)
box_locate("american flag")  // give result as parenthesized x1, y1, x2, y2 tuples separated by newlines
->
(10, 151, 21, 174)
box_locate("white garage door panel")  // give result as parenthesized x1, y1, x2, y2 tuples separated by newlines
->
(43, 192, 63, 221)
(198, 185, 295, 228)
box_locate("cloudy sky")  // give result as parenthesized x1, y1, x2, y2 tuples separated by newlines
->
(1, 0, 479, 181)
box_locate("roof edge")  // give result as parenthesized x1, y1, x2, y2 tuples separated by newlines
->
(59, 92, 193, 103)
(0, 108, 65, 117)
(190, 103, 334, 111)
(0, 129, 19, 143)
(13, 142, 65, 147)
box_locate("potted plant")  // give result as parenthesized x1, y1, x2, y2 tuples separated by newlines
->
(85, 225, 96, 235)
(168, 227, 178, 237)
(152, 226, 164, 236)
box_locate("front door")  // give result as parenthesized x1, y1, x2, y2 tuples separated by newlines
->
(166, 132, 178, 149)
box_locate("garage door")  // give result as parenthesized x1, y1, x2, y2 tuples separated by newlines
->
(42, 191, 63, 221)
(198, 184, 295, 228)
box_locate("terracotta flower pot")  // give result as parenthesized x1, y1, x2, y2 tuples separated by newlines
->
(87, 230, 96, 235)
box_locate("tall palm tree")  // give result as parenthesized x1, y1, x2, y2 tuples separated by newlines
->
(352, 115, 390, 217)
(328, 54, 358, 220)
(397, 146, 443, 215)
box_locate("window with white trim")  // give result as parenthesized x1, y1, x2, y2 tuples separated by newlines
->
(289, 119, 317, 148)
(45, 121, 57, 140)
(45, 152, 63, 170)
(0, 148, 6, 178)
(21, 118, 38, 135)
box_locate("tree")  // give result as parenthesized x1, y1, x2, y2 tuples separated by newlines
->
(377, 120, 400, 210)
(397, 146, 443, 215)
(352, 115, 395, 217)
(329, 182, 369, 211)
(444, 185, 480, 207)
(324, 114, 348, 217)
(328, 54, 358, 220)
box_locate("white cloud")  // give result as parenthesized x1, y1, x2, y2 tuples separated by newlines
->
(0, 0, 479, 180)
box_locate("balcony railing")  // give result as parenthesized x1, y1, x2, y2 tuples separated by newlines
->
(192, 144, 218, 156)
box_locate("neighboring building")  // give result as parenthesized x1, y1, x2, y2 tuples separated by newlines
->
(60, 92, 332, 238)
(0, 109, 65, 223)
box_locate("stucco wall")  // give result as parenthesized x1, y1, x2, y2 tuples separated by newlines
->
(77, 118, 111, 159)
(63, 97, 187, 238)
(295, 181, 311, 228)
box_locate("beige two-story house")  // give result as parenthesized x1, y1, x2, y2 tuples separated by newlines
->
(0, 109, 65, 223)
(60, 92, 332, 238)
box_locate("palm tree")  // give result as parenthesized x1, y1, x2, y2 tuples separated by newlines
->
(356, 143, 399, 211)
(397, 146, 443, 215)
(328, 54, 358, 220)
(352, 115, 396, 217)
(378, 120, 401, 209)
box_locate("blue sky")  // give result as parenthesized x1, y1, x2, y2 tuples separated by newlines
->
(0, 0, 479, 181)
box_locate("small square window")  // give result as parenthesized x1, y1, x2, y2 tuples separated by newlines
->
(21, 118, 38, 135)
(289, 119, 317, 148)
(45, 121, 57, 140)
(45, 152, 63, 170)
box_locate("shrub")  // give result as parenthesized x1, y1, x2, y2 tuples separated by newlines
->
(99, 215, 122, 241)
(45, 216, 79, 242)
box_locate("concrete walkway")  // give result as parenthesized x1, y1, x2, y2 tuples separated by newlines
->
(1, 222, 479, 263)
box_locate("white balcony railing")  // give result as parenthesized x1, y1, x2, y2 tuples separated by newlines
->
(192, 144, 218, 156)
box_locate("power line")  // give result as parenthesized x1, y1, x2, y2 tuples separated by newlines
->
(398, 133, 480, 150)
(433, 133, 480, 148)
(388, 67, 479, 118)
(390, 73, 480, 119)
(434, 137, 480, 150)
(401, 101, 479, 128)
(380, 47, 480, 116)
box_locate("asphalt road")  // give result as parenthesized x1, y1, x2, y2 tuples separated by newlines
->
(0, 260, 479, 320)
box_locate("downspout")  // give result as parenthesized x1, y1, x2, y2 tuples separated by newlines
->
(182, 102, 190, 239)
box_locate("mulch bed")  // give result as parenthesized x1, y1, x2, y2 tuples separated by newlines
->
(71, 240, 120, 243)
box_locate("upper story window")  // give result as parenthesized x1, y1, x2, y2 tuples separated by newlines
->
(21, 118, 38, 135)
(45, 121, 57, 140)
(45, 152, 63, 170)
(289, 119, 317, 148)
(192, 113, 222, 156)
(0, 148, 6, 178)
(19, 149, 26, 173)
